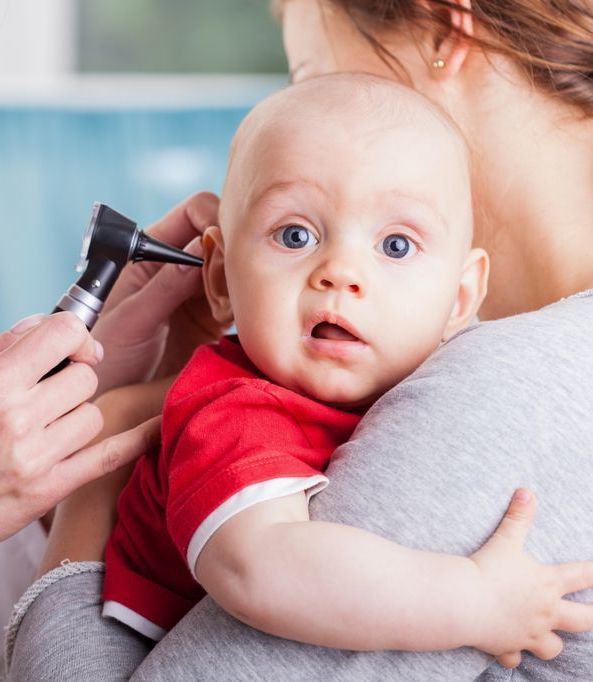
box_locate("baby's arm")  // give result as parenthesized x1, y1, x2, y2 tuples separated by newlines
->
(196, 488, 593, 661)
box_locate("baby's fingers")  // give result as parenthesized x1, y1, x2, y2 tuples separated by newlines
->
(496, 652, 522, 669)
(491, 488, 537, 550)
(529, 633, 563, 661)
(557, 561, 593, 595)
(555, 600, 593, 633)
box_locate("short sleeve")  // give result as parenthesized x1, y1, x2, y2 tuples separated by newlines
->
(165, 383, 328, 574)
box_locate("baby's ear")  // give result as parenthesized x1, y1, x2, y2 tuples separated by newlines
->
(202, 225, 234, 326)
(442, 247, 489, 341)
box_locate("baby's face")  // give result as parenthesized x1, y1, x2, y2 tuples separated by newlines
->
(213, 90, 478, 407)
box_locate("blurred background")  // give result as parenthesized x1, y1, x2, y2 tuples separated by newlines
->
(0, 0, 286, 328)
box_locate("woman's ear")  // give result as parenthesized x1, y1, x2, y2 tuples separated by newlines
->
(202, 225, 234, 326)
(442, 247, 489, 341)
(425, 0, 473, 78)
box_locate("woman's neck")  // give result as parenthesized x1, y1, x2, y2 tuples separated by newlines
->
(464, 75, 593, 320)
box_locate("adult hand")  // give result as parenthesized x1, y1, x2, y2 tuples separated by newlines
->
(0, 313, 161, 540)
(92, 192, 223, 395)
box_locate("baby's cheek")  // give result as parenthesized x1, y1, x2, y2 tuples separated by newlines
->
(238, 324, 285, 382)
(378, 324, 443, 384)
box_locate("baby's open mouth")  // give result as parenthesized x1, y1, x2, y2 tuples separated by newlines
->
(311, 322, 359, 342)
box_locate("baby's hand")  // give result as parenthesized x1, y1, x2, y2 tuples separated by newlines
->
(469, 489, 593, 668)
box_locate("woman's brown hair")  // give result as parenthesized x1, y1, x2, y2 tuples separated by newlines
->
(274, 0, 593, 115)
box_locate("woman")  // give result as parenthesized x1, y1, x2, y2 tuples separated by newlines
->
(7, 1, 593, 679)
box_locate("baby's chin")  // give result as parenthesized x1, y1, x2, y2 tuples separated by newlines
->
(256, 358, 383, 411)
(291, 377, 379, 412)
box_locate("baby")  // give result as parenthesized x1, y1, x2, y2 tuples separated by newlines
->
(103, 74, 593, 663)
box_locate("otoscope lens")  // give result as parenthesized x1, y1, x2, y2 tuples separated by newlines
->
(76, 202, 102, 272)
(80, 202, 101, 260)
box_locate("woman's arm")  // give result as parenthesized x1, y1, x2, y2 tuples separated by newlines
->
(40, 376, 172, 572)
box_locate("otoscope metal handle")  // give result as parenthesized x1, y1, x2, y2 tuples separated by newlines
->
(40, 288, 103, 381)
(40, 203, 203, 383)
(39, 307, 79, 381)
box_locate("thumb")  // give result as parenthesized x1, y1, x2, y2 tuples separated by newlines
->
(496, 652, 522, 669)
(492, 488, 537, 549)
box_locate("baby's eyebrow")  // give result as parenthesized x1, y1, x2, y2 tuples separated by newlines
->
(381, 190, 449, 235)
(249, 178, 326, 208)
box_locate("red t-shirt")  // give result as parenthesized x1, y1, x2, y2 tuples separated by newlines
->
(103, 336, 361, 639)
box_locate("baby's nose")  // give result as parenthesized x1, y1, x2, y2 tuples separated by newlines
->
(310, 259, 365, 295)
(318, 277, 360, 294)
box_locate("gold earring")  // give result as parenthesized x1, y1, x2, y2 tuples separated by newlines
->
(432, 57, 446, 69)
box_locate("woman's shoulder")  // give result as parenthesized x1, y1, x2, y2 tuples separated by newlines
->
(390, 288, 593, 408)
(444, 288, 593, 361)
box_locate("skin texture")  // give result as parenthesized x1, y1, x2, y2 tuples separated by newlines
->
(203, 75, 487, 407)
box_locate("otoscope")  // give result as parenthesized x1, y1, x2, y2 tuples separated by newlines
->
(44, 202, 203, 379)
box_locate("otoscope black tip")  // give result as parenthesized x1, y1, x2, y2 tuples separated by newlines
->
(133, 232, 204, 267)
(169, 251, 205, 267)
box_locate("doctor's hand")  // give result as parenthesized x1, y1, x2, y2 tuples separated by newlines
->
(92, 192, 224, 395)
(0, 313, 161, 541)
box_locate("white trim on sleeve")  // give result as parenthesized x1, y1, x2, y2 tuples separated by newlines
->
(186, 475, 328, 577)
(103, 600, 167, 642)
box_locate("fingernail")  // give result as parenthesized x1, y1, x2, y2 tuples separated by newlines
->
(513, 488, 531, 504)
(177, 236, 203, 273)
(10, 313, 46, 334)
(94, 340, 104, 362)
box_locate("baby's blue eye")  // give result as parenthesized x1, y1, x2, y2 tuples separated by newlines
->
(381, 234, 415, 259)
(274, 225, 318, 249)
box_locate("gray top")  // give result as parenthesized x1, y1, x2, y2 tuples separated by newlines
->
(131, 289, 593, 680)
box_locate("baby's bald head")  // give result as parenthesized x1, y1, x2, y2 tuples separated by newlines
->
(230, 73, 468, 165)
(220, 73, 473, 246)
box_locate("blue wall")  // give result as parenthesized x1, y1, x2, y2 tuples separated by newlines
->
(0, 106, 247, 329)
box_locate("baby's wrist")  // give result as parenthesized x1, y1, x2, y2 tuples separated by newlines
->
(459, 558, 494, 652)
